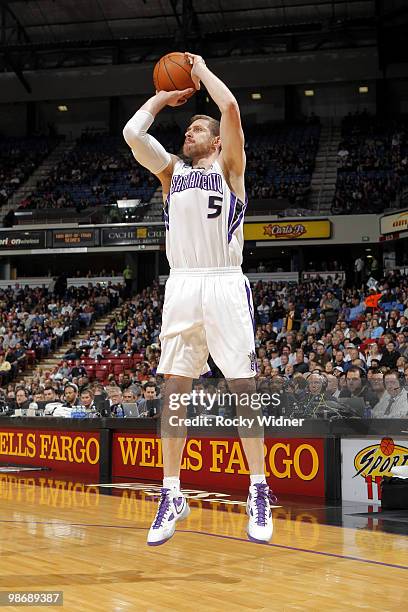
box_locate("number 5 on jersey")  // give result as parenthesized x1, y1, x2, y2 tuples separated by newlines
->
(207, 195, 222, 218)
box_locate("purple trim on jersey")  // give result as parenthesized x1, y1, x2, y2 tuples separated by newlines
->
(227, 194, 237, 244)
(228, 193, 237, 231)
(228, 194, 248, 243)
(163, 194, 170, 230)
(245, 280, 256, 335)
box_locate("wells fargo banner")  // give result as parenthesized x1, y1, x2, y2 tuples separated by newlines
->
(0, 429, 100, 477)
(342, 437, 408, 503)
(244, 219, 331, 241)
(112, 434, 326, 497)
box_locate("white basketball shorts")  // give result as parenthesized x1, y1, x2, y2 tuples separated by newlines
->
(157, 267, 257, 379)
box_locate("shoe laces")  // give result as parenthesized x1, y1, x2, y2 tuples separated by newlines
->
(252, 483, 277, 526)
(152, 488, 171, 528)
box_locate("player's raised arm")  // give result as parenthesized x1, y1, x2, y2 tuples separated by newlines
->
(122, 89, 194, 182)
(185, 52, 245, 178)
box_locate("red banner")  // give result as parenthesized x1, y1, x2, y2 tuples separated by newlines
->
(112, 434, 325, 496)
(0, 428, 100, 477)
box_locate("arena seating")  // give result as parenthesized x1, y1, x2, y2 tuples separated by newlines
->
(245, 122, 320, 205)
(16, 134, 156, 216)
(0, 136, 59, 205)
(0, 283, 121, 389)
(332, 113, 408, 214)
(14, 121, 320, 216)
(2, 271, 407, 418)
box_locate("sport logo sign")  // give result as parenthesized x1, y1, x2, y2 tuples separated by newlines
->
(353, 437, 408, 500)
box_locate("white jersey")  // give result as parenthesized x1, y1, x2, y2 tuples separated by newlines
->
(164, 159, 247, 269)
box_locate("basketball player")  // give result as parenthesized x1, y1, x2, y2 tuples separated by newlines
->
(123, 51, 274, 545)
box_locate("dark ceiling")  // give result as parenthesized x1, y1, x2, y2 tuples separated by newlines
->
(0, 0, 406, 83)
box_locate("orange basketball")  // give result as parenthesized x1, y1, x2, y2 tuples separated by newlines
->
(380, 437, 395, 456)
(153, 52, 195, 95)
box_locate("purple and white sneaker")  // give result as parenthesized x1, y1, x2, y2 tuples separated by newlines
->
(246, 483, 276, 544)
(147, 488, 190, 546)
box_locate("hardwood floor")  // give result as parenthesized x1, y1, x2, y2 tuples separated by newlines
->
(0, 474, 407, 611)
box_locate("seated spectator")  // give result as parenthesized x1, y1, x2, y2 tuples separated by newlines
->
(381, 340, 401, 370)
(63, 383, 80, 408)
(339, 366, 377, 408)
(372, 371, 408, 418)
(137, 383, 160, 418)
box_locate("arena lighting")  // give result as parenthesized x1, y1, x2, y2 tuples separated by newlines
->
(359, 86, 369, 94)
(57, 105, 68, 112)
(117, 199, 141, 209)
(304, 89, 314, 97)
(251, 93, 262, 100)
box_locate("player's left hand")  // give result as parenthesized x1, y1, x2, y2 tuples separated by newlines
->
(184, 52, 206, 90)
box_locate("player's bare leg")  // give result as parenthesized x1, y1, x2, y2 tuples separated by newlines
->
(147, 375, 192, 546)
(228, 378, 275, 544)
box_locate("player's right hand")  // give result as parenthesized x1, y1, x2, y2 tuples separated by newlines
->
(156, 88, 195, 107)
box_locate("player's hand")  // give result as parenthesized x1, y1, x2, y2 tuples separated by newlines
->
(184, 52, 206, 90)
(156, 88, 195, 107)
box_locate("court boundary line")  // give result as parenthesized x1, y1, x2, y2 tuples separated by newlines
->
(0, 518, 407, 572)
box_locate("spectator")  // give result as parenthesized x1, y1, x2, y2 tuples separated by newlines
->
(372, 372, 408, 418)
(381, 341, 401, 370)
(339, 366, 377, 408)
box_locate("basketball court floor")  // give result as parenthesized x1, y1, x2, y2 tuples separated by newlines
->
(0, 469, 407, 611)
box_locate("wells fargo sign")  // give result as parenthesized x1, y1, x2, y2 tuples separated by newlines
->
(244, 220, 331, 241)
(112, 435, 325, 496)
(0, 429, 100, 477)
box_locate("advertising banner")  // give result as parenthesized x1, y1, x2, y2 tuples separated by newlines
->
(0, 429, 100, 477)
(380, 209, 408, 235)
(102, 226, 166, 247)
(244, 220, 331, 241)
(112, 434, 326, 496)
(51, 230, 97, 248)
(0, 231, 46, 250)
(341, 437, 408, 503)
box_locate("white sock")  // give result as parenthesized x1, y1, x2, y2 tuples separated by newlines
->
(163, 477, 180, 493)
(250, 474, 267, 486)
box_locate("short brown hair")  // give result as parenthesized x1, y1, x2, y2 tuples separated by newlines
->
(189, 115, 220, 137)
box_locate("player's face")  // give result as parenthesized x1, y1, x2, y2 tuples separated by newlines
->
(183, 120, 217, 159)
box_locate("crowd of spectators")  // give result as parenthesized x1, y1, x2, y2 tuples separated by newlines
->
(2, 271, 408, 419)
(332, 112, 408, 214)
(0, 284, 161, 418)
(17, 133, 158, 217)
(12, 120, 321, 217)
(0, 136, 58, 206)
(0, 282, 120, 390)
(245, 121, 320, 205)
